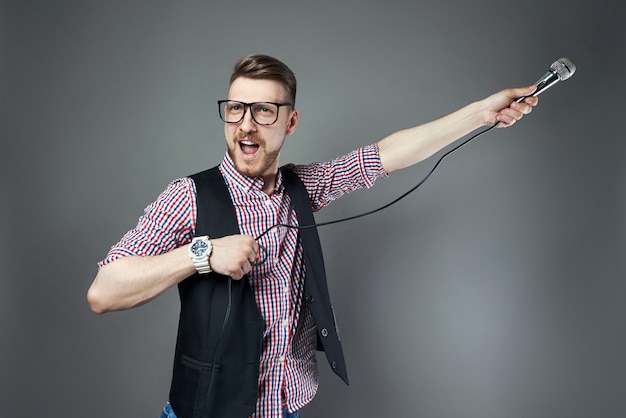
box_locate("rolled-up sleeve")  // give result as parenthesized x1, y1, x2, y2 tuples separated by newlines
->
(97, 178, 197, 269)
(292, 144, 387, 212)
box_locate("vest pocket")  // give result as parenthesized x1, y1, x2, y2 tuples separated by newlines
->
(171, 353, 222, 418)
(181, 354, 221, 371)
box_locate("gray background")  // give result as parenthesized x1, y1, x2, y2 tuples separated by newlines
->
(2, 0, 625, 417)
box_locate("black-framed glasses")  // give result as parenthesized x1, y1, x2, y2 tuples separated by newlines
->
(218, 100, 293, 126)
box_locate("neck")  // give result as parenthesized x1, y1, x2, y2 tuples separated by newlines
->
(260, 172, 277, 194)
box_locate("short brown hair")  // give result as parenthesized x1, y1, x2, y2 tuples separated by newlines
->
(230, 54, 297, 105)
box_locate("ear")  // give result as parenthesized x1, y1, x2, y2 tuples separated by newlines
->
(285, 108, 299, 136)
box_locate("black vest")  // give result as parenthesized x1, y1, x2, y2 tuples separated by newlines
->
(168, 166, 348, 418)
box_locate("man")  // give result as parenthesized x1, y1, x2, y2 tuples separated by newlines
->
(87, 54, 538, 418)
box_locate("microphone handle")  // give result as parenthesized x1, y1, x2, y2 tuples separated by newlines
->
(514, 70, 561, 103)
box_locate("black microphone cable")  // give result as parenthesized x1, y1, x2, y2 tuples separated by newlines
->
(254, 121, 501, 264)
(253, 56, 579, 252)
(205, 276, 232, 411)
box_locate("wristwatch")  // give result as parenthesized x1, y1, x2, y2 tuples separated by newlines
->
(189, 236, 213, 274)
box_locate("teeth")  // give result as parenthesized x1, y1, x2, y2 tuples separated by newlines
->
(241, 140, 256, 146)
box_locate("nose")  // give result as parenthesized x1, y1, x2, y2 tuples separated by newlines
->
(239, 105, 257, 133)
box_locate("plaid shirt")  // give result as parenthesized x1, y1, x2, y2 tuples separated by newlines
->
(99, 144, 386, 417)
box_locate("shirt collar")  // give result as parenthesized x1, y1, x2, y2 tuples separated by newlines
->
(219, 153, 284, 194)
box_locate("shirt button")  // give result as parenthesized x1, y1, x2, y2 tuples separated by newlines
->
(281, 319, 289, 328)
(273, 257, 280, 265)
(278, 356, 285, 363)
(321, 328, 328, 337)
(283, 286, 289, 294)
(264, 199, 273, 206)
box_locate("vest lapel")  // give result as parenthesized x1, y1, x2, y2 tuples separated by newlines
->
(280, 166, 349, 384)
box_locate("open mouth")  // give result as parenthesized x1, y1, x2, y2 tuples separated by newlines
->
(240, 140, 260, 156)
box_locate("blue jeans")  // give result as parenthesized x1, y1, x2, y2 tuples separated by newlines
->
(160, 403, 299, 418)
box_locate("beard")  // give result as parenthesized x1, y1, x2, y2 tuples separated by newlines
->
(227, 132, 282, 179)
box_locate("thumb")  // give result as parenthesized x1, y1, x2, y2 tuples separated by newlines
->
(510, 85, 537, 99)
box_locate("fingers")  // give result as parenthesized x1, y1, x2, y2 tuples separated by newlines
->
(510, 85, 538, 99)
(483, 85, 539, 127)
(209, 235, 259, 280)
(251, 243, 267, 266)
(496, 99, 535, 127)
(495, 88, 539, 128)
(229, 260, 252, 281)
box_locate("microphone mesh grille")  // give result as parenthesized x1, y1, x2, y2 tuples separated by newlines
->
(551, 58, 576, 81)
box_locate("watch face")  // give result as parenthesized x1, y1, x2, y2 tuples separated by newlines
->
(191, 240, 208, 256)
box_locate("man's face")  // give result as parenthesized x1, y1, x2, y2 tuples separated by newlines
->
(224, 77, 298, 180)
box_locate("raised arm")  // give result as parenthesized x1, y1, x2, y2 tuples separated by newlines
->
(378, 85, 538, 173)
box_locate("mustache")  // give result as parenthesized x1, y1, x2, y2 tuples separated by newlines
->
(235, 132, 264, 144)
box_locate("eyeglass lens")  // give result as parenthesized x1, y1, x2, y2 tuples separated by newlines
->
(220, 101, 280, 125)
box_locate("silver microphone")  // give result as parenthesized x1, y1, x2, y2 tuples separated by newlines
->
(515, 57, 576, 103)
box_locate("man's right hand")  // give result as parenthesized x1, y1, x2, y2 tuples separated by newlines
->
(209, 235, 259, 280)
